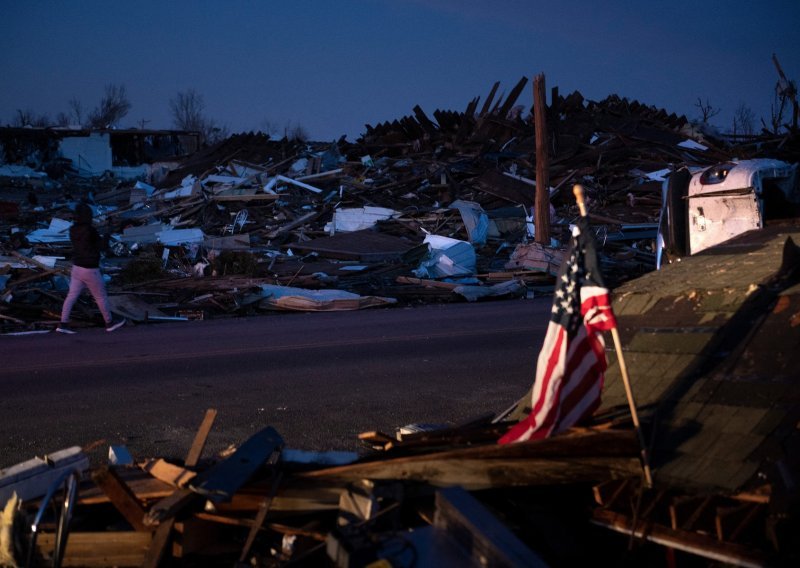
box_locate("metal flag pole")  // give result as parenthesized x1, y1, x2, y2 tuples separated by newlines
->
(573, 184, 654, 488)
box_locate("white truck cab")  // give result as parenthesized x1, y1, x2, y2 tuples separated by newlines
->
(657, 159, 799, 267)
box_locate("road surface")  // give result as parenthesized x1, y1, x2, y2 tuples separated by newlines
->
(0, 298, 551, 467)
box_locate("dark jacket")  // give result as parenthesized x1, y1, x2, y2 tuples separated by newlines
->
(69, 203, 104, 269)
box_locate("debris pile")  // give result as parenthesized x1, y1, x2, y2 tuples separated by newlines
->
(6, 78, 798, 333)
(3, 74, 800, 563)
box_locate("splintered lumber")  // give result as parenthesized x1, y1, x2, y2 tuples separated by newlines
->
(36, 531, 151, 567)
(358, 430, 397, 451)
(90, 467, 150, 531)
(298, 429, 641, 490)
(141, 459, 197, 488)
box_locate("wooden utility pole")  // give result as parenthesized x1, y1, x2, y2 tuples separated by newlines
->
(534, 74, 550, 244)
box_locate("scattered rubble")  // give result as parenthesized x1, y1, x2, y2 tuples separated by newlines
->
(2, 77, 800, 565)
(3, 79, 797, 334)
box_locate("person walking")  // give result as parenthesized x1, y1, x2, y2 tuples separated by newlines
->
(56, 202, 126, 334)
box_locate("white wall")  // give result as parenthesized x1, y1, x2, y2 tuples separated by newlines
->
(59, 132, 112, 176)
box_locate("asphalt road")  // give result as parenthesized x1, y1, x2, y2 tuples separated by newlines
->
(0, 298, 551, 468)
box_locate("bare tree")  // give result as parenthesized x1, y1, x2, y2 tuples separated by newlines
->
(694, 97, 721, 123)
(169, 89, 206, 131)
(204, 119, 229, 145)
(88, 83, 132, 128)
(68, 97, 84, 126)
(259, 119, 280, 137)
(13, 109, 50, 127)
(55, 112, 71, 126)
(732, 103, 756, 137)
(169, 89, 229, 144)
(284, 120, 309, 142)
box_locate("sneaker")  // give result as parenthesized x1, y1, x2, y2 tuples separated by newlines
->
(56, 323, 76, 334)
(106, 316, 126, 332)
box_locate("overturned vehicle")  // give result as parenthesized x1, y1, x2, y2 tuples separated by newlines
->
(657, 158, 800, 266)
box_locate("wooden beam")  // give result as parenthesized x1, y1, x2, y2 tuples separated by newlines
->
(239, 471, 283, 563)
(144, 488, 198, 527)
(680, 495, 715, 532)
(185, 408, 218, 468)
(479, 82, 500, 117)
(593, 478, 633, 507)
(299, 430, 641, 490)
(90, 467, 150, 532)
(36, 531, 151, 567)
(592, 508, 766, 568)
(142, 458, 197, 488)
(715, 502, 764, 543)
(669, 495, 709, 531)
(495, 76, 529, 119)
(141, 517, 175, 568)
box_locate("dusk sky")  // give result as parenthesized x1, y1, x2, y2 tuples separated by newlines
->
(2, 1, 799, 141)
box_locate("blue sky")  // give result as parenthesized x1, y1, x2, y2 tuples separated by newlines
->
(2, 1, 799, 141)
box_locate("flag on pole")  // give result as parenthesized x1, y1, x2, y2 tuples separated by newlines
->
(499, 217, 617, 444)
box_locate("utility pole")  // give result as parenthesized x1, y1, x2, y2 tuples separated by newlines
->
(534, 73, 550, 244)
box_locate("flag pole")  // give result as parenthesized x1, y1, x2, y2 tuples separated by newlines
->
(573, 184, 653, 488)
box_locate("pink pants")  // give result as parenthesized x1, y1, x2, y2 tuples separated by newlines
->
(60, 265, 112, 324)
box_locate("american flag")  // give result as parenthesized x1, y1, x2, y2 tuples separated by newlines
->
(499, 217, 617, 444)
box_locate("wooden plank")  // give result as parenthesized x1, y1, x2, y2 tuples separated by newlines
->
(185, 408, 218, 467)
(210, 193, 280, 202)
(90, 467, 150, 532)
(142, 458, 197, 487)
(79, 469, 341, 516)
(79, 473, 174, 505)
(680, 495, 715, 532)
(299, 430, 641, 490)
(357, 430, 396, 451)
(239, 471, 283, 563)
(36, 531, 150, 567)
(301, 456, 640, 490)
(479, 82, 500, 117)
(591, 508, 767, 567)
(593, 478, 632, 507)
(141, 517, 175, 568)
(188, 426, 283, 503)
(144, 488, 198, 527)
(495, 76, 529, 119)
(715, 502, 763, 542)
(669, 495, 708, 531)
(193, 512, 327, 541)
(395, 276, 460, 290)
(434, 486, 546, 567)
